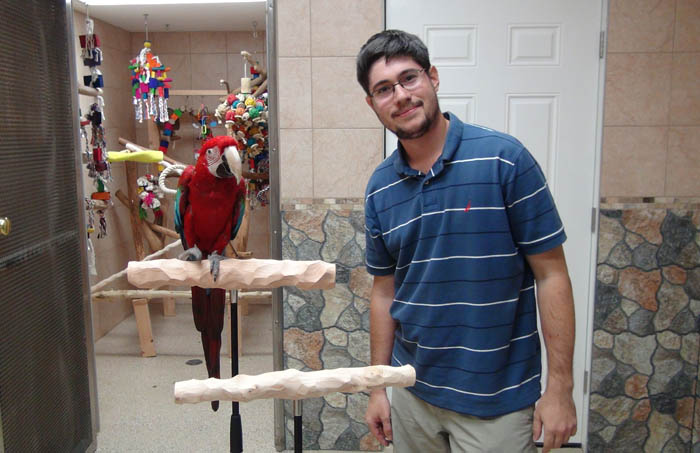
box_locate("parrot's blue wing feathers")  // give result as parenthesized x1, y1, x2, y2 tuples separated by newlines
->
(174, 188, 183, 231)
(231, 197, 245, 240)
(174, 165, 195, 250)
(174, 187, 188, 249)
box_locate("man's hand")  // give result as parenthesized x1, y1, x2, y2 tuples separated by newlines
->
(365, 389, 393, 446)
(532, 387, 577, 452)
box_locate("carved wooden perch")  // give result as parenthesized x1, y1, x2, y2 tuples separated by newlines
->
(91, 240, 182, 293)
(127, 258, 335, 290)
(174, 365, 416, 404)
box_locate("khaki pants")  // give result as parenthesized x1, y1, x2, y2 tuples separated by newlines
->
(391, 387, 537, 453)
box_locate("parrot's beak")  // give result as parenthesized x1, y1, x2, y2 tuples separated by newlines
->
(216, 145, 242, 180)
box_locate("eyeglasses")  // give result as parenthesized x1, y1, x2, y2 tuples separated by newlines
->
(369, 68, 426, 103)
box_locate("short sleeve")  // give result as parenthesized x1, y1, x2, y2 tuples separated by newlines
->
(364, 197, 396, 276)
(503, 148, 567, 255)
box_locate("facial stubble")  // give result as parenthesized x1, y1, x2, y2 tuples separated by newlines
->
(388, 93, 441, 140)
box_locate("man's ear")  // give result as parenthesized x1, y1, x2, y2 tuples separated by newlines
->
(429, 65, 440, 92)
(365, 95, 374, 108)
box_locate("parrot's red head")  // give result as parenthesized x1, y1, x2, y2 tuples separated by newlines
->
(196, 135, 242, 182)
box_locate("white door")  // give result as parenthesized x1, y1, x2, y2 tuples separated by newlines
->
(387, 0, 605, 446)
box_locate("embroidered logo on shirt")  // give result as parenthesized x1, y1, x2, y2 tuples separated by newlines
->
(464, 200, 472, 212)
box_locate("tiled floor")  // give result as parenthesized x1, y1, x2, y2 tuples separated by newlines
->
(93, 300, 582, 452)
(94, 300, 278, 452)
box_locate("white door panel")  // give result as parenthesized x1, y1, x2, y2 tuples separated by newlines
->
(387, 1, 604, 446)
(438, 94, 476, 124)
(425, 25, 478, 66)
(506, 94, 559, 188)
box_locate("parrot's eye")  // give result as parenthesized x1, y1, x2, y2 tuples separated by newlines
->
(206, 148, 214, 155)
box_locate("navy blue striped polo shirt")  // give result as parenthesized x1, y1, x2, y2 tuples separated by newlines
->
(364, 112, 566, 417)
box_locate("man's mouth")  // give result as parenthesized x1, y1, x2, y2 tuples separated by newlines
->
(394, 103, 421, 118)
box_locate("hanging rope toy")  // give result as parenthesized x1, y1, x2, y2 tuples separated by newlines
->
(129, 41, 172, 123)
(137, 174, 165, 223)
(79, 13, 111, 239)
(155, 107, 183, 154)
(83, 101, 113, 238)
(80, 16, 104, 88)
(80, 16, 102, 67)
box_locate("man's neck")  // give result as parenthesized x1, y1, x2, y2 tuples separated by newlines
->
(400, 113, 450, 174)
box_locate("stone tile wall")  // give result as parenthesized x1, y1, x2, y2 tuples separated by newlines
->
(281, 199, 381, 451)
(589, 200, 700, 451)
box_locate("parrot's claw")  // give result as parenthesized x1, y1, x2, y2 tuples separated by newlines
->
(178, 245, 203, 262)
(208, 252, 226, 282)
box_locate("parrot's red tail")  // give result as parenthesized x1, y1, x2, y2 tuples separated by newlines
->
(191, 286, 226, 412)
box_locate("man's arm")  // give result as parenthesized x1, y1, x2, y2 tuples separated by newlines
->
(365, 274, 396, 446)
(526, 245, 577, 453)
(370, 274, 397, 366)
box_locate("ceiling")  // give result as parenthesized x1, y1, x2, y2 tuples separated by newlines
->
(73, 1, 267, 32)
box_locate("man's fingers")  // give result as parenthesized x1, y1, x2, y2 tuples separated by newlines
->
(553, 432, 563, 451)
(542, 430, 555, 453)
(554, 421, 576, 447)
(382, 416, 393, 442)
(368, 421, 388, 446)
(368, 423, 382, 443)
(540, 421, 579, 453)
(532, 413, 542, 442)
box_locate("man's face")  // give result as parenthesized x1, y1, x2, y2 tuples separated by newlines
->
(365, 56, 441, 140)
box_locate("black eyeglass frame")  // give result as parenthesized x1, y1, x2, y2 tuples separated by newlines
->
(368, 68, 427, 101)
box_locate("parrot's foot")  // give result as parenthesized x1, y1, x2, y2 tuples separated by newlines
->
(211, 401, 219, 412)
(178, 245, 203, 262)
(208, 252, 226, 282)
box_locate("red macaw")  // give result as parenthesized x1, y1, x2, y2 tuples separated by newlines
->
(174, 135, 246, 411)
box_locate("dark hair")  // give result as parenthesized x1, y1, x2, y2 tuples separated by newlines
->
(356, 29, 431, 95)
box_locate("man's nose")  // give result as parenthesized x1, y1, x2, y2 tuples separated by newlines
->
(393, 83, 411, 103)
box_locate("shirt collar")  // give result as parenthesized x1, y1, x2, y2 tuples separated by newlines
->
(392, 111, 463, 177)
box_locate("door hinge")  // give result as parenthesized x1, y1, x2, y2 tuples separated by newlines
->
(591, 207, 597, 233)
(599, 31, 606, 59)
(584, 370, 589, 394)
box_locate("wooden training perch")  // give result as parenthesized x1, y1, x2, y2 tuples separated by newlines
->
(91, 240, 182, 293)
(174, 365, 416, 404)
(127, 259, 335, 290)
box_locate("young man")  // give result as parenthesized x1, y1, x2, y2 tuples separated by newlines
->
(357, 30, 577, 452)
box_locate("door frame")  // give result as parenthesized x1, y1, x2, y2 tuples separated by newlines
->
(66, 0, 100, 448)
(266, 0, 287, 451)
(581, 0, 610, 450)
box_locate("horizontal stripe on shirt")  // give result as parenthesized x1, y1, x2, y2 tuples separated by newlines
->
(393, 353, 541, 396)
(394, 284, 533, 307)
(416, 373, 541, 398)
(396, 329, 538, 353)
